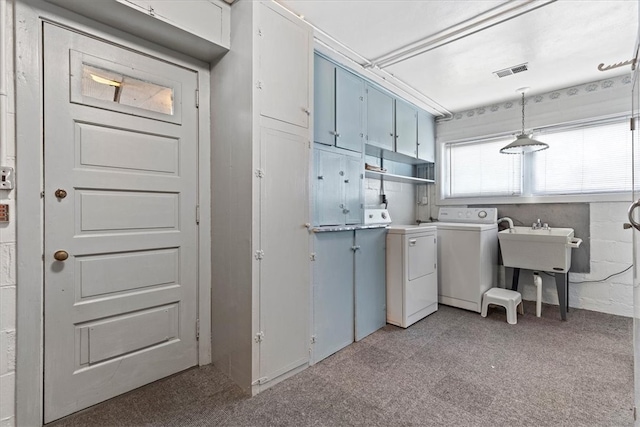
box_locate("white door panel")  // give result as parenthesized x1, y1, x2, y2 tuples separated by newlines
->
(43, 23, 199, 422)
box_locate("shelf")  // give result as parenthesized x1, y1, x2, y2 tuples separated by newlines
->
(365, 144, 432, 166)
(365, 170, 434, 184)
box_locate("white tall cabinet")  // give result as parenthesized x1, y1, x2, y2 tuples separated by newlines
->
(211, 0, 312, 394)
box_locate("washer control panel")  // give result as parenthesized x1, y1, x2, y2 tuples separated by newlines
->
(437, 207, 497, 224)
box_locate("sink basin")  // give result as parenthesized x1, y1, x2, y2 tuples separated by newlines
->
(498, 226, 582, 273)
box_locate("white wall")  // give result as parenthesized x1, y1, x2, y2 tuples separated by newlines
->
(364, 178, 416, 226)
(0, 0, 16, 425)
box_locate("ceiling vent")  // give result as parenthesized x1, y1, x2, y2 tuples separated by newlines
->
(493, 63, 529, 78)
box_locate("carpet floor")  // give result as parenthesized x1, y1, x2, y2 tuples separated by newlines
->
(50, 302, 634, 426)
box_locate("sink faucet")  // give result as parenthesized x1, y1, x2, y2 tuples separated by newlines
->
(532, 219, 550, 230)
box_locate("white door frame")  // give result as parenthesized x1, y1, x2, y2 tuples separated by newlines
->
(14, 1, 212, 425)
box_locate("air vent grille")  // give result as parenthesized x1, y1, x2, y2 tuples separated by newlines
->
(493, 63, 529, 78)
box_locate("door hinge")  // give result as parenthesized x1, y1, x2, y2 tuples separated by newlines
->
(251, 377, 268, 385)
(310, 335, 316, 344)
(255, 331, 265, 343)
(195, 89, 199, 108)
(196, 319, 200, 340)
(310, 253, 316, 261)
(631, 117, 636, 131)
(256, 80, 263, 89)
(634, 406, 637, 420)
(40, 191, 45, 198)
(257, 28, 263, 37)
(255, 168, 265, 178)
(255, 250, 265, 260)
(196, 205, 200, 224)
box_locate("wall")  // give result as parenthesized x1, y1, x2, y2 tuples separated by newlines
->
(0, 0, 16, 425)
(364, 178, 416, 225)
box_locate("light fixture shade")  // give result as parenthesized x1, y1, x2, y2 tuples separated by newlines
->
(500, 133, 549, 154)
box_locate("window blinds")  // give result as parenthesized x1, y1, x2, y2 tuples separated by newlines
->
(531, 121, 633, 194)
(447, 138, 522, 197)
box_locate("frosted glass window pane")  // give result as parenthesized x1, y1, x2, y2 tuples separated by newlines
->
(531, 122, 633, 194)
(81, 64, 174, 115)
(446, 138, 522, 197)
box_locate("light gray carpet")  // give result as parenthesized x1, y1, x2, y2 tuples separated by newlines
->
(50, 302, 634, 426)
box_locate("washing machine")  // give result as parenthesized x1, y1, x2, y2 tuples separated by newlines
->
(432, 207, 498, 313)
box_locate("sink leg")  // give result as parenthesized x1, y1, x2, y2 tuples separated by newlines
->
(511, 268, 520, 291)
(555, 273, 567, 321)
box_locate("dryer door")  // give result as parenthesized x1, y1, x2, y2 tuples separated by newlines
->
(407, 233, 435, 281)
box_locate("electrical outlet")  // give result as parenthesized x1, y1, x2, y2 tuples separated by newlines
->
(0, 167, 14, 190)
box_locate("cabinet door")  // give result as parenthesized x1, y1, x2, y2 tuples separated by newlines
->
(314, 55, 336, 146)
(417, 110, 435, 162)
(313, 232, 355, 362)
(259, 3, 310, 128)
(395, 99, 418, 158)
(344, 156, 363, 225)
(366, 85, 394, 151)
(354, 229, 386, 341)
(259, 126, 310, 382)
(315, 149, 344, 226)
(335, 68, 364, 153)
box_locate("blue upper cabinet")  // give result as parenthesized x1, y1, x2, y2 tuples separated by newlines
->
(314, 55, 336, 147)
(314, 54, 364, 153)
(366, 84, 394, 151)
(417, 110, 435, 163)
(395, 99, 418, 158)
(335, 68, 365, 153)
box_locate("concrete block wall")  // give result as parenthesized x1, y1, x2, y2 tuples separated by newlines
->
(0, 0, 16, 425)
(365, 178, 416, 225)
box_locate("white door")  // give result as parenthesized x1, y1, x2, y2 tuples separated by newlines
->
(43, 23, 199, 422)
(259, 126, 310, 383)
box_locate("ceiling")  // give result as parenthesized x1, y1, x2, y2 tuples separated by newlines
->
(276, 0, 638, 115)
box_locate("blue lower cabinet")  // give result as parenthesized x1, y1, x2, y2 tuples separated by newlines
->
(354, 228, 387, 341)
(313, 228, 386, 363)
(313, 231, 354, 362)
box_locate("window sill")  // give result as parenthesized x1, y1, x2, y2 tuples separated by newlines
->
(438, 192, 632, 206)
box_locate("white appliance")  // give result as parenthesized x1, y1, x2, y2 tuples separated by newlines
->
(433, 207, 498, 313)
(386, 225, 438, 328)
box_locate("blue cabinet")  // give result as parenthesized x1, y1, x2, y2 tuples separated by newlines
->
(354, 228, 387, 341)
(313, 228, 386, 363)
(395, 99, 418, 158)
(314, 148, 363, 226)
(313, 54, 364, 153)
(366, 84, 394, 151)
(313, 231, 354, 362)
(417, 110, 435, 162)
(314, 55, 336, 147)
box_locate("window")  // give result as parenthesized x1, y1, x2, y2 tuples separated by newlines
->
(445, 138, 522, 198)
(443, 119, 635, 201)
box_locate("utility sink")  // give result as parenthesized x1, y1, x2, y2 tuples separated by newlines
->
(498, 226, 582, 273)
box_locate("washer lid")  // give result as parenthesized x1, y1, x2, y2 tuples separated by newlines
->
(435, 222, 498, 232)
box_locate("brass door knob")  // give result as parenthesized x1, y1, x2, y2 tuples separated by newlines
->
(55, 189, 67, 199)
(54, 250, 69, 261)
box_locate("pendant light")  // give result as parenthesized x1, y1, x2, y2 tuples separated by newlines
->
(500, 87, 549, 154)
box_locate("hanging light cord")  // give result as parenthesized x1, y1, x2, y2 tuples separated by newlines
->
(521, 92, 525, 135)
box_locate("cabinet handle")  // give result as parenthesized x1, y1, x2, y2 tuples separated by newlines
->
(389, 133, 394, 137)
(351, 245, 361, 251)
(330, 131, 340, 137)
(339, 171, 345, 176)
(339, 204, 345, 209)
(344, 179, 350, 183)
(303, 108, 311, 115)
(409, 239, 417, 246)
(343, 209, 350, 214)
(317, 175, 324, 180)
